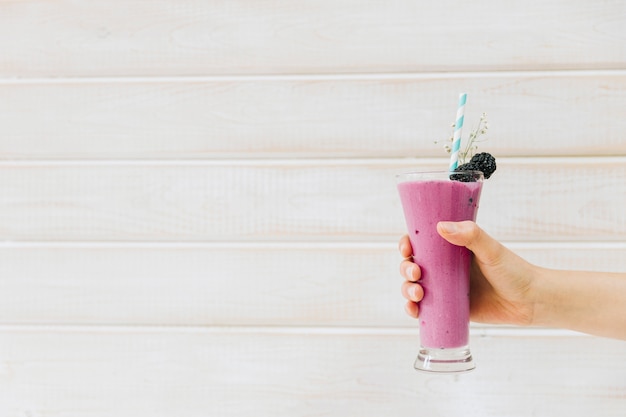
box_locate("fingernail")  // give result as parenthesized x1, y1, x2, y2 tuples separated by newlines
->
(438, 221, 457, 234)
(406, 264, 415, 281)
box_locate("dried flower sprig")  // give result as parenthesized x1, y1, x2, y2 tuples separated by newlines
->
(435, 112, 489, 165)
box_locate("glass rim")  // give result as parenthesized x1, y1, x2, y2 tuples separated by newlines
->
(396, 170, 484, 182)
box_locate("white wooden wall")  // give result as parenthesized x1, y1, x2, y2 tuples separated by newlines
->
(1, 1, 626, 416)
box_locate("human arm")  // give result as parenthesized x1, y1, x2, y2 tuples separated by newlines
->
(400, 220, 626, 340)
(531, 266, 626, 340)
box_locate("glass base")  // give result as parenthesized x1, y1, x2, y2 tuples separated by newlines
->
(414, 345, 475, 373)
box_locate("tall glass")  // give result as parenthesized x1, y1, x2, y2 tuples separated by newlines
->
(396, 170, 483, 372)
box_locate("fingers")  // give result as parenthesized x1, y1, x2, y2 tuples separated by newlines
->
(401, 280, 424, 302)
(401, 275, 422, 319)
(436, 220, 505, 266)
(404, 301, 419, 318)
(398, 235, 413, 259)
(400, 260, 421, 282)
(399, 234, 421, 319)
(399, 234, 420, 282)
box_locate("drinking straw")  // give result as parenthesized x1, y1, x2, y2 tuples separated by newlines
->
(449, 93, 467, 172)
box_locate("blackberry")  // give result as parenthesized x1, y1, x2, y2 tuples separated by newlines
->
(449, 153, 497, 182)
(468, 152, 497, 179)
(449, 162, 482, 182)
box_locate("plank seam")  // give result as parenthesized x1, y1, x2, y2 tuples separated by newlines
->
(1, 69, 626, 84)
(0, 324, 590, 337)
(0, 241, 624, 250)
(0, 156, 624, 166)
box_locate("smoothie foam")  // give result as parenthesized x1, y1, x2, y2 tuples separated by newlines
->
(397, 178, 482, 349)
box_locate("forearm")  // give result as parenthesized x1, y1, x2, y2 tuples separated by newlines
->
(532, 267, 626, 340)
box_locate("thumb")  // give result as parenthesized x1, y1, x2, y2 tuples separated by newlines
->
(436, 221, 504, 266)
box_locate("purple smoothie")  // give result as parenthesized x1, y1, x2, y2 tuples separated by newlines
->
(397, 176, 482, 349)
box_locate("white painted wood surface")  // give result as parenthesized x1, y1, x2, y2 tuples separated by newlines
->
(1, 0, 625, 76)
(1, 1, 626, 416)
(0, 158, 623, 241)
(1, 72, 625, 159)
(0, 242, 624, 327)
(0, 327, 623, 417)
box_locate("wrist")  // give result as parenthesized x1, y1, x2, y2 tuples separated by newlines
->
(526, 265, 552, 327)
(528, 266, 579, 330)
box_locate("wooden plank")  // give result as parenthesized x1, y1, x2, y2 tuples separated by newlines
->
(0, 327, 623, 417)
(0, 243, 623, 327)
(1, 72, 625, 159)
(1, 1, 625, 76)
(0, 158, 623, 242)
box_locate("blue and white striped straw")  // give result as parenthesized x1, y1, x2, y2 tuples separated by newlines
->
(449, 93, 467, 172)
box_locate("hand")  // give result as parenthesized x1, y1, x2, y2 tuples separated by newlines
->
(400, 221, 538, 326)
